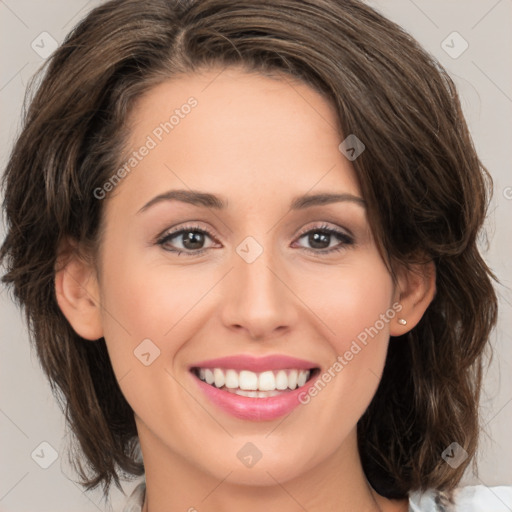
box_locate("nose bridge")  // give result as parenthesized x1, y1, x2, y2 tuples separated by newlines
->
(237, 237, 280, 300)
(220, 231, 296, 338)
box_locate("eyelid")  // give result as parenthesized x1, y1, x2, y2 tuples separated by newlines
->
(294, 221, 354, 240)
(154, 218, 211, 237)
(155, 223, 218, 245)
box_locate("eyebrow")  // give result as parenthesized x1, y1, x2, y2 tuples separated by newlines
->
(137, 189, 366, 214)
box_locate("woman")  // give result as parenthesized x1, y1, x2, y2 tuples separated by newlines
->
(1, 0, 511, 510)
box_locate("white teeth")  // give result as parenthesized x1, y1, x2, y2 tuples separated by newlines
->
(275, 370, 288, 390)
(204, 368, 214, 385)
(288, 369, 298, 390)
(225, 369, 239, 389)
(297, 370, 308, 387)
(235, 389, 282, 398)
(225, 388, 282, 398)
(258, 371, 275, 391)
(239, 370, 258, 390)
(194, 367, 313, 392)
(213, 368, 225, 388)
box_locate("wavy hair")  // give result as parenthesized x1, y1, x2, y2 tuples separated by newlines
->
(1, 0, 497, 499)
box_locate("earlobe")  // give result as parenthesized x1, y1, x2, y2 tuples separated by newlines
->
(54, 243, 103, 341)
(390, 260, 436, 336)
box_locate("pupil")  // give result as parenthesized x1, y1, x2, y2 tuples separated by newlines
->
(309, 232, 329, 249)
(183, 231, 203, 249)
(183, 231, 204, 250)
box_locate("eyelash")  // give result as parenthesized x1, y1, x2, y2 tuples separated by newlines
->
(156, 223, 354, 257)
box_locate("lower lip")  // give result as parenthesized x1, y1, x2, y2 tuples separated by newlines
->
(191, 370, 320, 421)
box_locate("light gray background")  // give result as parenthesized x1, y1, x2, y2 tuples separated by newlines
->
(1, 1, 511, 511)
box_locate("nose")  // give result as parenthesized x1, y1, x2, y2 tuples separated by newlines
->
(219, 242, 298, 341)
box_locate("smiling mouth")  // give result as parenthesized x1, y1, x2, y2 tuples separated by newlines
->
(190, 367, 320, 398)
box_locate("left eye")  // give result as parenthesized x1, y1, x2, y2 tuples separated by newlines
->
(294, 225, 354, 254)
(156, 223, 354, 256)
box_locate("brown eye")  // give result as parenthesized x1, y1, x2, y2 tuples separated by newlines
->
(157, 225, 217, 256)
(294, 224, 354, 255)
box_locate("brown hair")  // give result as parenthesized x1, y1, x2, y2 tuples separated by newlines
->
(1, 0, 497, 500)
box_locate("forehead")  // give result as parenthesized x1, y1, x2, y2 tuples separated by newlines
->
(110, 67, 361, 212)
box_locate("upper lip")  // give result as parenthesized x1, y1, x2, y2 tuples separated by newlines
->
(189, 354, 319, 372)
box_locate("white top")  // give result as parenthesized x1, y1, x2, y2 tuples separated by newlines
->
(122, 481, 512, 511)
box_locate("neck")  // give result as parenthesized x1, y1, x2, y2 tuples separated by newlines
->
(136, 421, 407, 512)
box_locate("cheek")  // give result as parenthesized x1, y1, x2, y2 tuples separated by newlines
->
(301, 255, 395, 352)
(296, 255, 395, 427)
(98, 233, 199, 337)
(96, 241, 220, 405)
(96, 252, 194, 426)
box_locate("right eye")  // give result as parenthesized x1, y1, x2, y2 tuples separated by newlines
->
(156, 224, 219, 256)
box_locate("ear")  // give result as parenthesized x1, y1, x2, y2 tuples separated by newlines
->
(54, 239, 104, 340)
(389, 260, 436, 336)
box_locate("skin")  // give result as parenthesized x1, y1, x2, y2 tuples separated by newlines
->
(56, 66, 435, 512)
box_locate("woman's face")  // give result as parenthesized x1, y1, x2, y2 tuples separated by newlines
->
(95, 67, 400, 485)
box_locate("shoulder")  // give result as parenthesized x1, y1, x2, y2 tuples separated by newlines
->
(122, 481, 146, 512)
(408, 485, 512, 511)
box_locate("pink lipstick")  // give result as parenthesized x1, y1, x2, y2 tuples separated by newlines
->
(189, 354, 320, 421)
